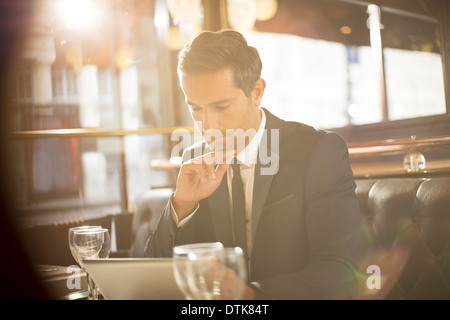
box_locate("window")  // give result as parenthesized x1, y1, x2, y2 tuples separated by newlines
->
(246, 32, 380, 128)
(384, 48, 445, 120)
(246, 2, 446, 131)
(15, 65, 33, 104)
(51, 68, 78, 103)
(7, 0, 176, 215)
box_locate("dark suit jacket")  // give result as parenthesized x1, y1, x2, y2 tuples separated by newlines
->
(145, 108, 363, 299)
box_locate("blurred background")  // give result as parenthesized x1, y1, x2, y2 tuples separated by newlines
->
(0, 0, 449, 299)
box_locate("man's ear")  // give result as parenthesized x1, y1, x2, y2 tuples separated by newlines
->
(252, 78, 266, 107)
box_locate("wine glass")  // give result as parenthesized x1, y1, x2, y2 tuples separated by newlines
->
(68, 226, 102, 299)
(215, 247, 248, 300)
(185, 247, 225, 299)
(186, 246, 248, 300)
(70, 228, 110, 300)
(172, 242, 223, 300)
(68, 226, 102, 265)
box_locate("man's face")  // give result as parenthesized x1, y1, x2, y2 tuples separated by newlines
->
(180, 67, 264, 156)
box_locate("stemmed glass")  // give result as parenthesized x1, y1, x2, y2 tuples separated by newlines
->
(214, 247, 248, 299)
(186, 246, 248, 300)
(68, 227, 110, 300)
(68, 226, 101, 299)
(172, 242, 223, 300)
(68, 226, 102, 264)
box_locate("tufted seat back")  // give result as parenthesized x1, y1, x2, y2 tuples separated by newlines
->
(129, 188, 174, 257)
(130, 177, 450, 299)
(353, 177, 450, 299)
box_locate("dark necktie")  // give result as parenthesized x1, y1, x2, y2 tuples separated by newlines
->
(231, 161, 247, 256)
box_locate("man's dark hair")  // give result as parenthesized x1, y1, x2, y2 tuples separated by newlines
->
(177, 29, 262, 97)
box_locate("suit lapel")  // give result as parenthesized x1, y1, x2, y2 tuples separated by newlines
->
(252, 160, 274, 244)
(251, 109, 282, 245)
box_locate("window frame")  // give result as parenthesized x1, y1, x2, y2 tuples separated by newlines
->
(333, 0, 450, 143)
(224, 0, 450, 144)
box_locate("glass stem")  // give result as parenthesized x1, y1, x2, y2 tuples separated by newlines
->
(87, 273, 98, 300)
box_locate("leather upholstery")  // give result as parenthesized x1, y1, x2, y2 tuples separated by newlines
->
(353, 177, 450, 300)
(129, 188, 173, 257)
(130, 177, 450, 299)
(22, 215, 113, 267)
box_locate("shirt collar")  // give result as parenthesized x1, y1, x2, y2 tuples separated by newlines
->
(236, 108, 266, 167)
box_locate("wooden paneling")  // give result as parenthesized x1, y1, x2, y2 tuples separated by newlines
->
(348, 135, 450, 178)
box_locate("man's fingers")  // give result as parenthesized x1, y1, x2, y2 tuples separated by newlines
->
(211, 149, 237, 165)
(214, 163, 229, 180)
(182, 149, 237, 183)
(184, 154, 217, 182)
(189, 150, 236, 165)
(191, 164, 210, 182)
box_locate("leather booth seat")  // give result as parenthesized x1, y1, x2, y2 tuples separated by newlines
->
(353, 176, 450, 300)
(129, 188, 174, 257)
(131, 177, 450, 299)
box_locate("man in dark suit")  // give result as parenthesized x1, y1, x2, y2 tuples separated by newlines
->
(145, 30, 363, 299)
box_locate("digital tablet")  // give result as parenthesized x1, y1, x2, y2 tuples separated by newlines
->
(82, 258, 184, 300)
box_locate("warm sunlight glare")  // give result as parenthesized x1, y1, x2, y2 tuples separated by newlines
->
(57, 0, 100, 30)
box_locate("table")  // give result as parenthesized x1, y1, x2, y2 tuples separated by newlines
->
(35, 264, 88, 299)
